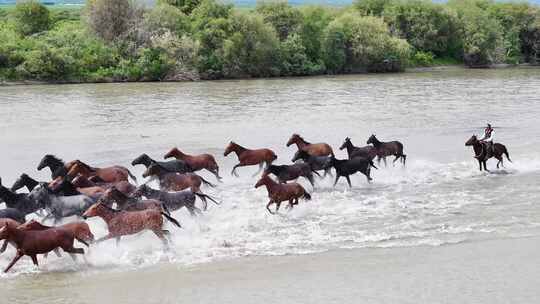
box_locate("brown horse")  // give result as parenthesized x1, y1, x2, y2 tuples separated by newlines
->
(97, 187, 170, 215)
(67, 160, 137, 184)
(224, 141, 277, 177)
(0, 223, 86, 272)
(255, 175, 311, 214)
(142, 164, 215, 193)
(465, 135, 512, 171)
(164, 147, 222, 181)
(71, 175, 135, 196)
(82, 202, 180, 248)
(19, 219, 94, 244)
(367, 134, 406, 166)
(286, 133, 334, 157)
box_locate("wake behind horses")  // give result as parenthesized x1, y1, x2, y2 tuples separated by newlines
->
(0, 132, 512, 273)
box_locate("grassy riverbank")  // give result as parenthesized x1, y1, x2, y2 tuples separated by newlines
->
(0, 0, 539, 83)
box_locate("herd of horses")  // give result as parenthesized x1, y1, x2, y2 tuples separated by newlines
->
(0, 133, 509, 273)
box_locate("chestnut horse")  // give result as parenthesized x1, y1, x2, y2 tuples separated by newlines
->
(82, 203, 181, 248)
(255, 175, 311, 214)
(0, 223, 86, 272)
(71, 175, 135, 196)
(224, 141, 277, 177)
(465, 135, 511, 171)
(286, 134, 334, 157)
(0, 218, 20, 255)
(67, 160, 137, 184)
(164, 147, 222, 181)
(367, 134, 406, 166)
(142, 164, 215, 193)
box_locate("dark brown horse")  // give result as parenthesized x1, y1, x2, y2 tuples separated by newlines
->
(465, 135, 511, 171)
(339, 137, 377, 160)
(67, 160, 137, 184)
(224, 141, 277, 177)
(286, 133, 334, 157)
(37, 154, 78, 180)
(82, 203, 180, 248)
(142, 164, 215, 193)
(164, 147, 222, 181)
(255, 175, 311, 214)
(367, 134, 406, 166)
(71, 175, 135, 196)
(0, 223, 86, 272)
(97, 186, 171, 215)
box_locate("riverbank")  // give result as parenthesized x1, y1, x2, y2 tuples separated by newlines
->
(2, 236, 539, 304)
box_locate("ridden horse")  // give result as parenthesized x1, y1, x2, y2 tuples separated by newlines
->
(340, 137, 377, 160)
(291, 150, 333, 178)
(11, 173, 43, 192)
(82, 203, 180, 248)
(97, 186, 171, 215)
(37, 154, 78, 180)
(132, 153, 193, 174)
(164, 147, 222, 181)
(142, 164, 215, 193)
(286, 134, 334, 157)
(254, 175, 311, 214)
(323, 156, 377, 187)
(71, 175, 135, 196)
(67, 160, 137, 184)
(0, 178, 41, 216)
(0, 223, 86, 272)
(367, 134, 406, 166)
(224, 141, 277, 177)
(133, 184, 219, 213)
(465, 135, 512, 171)
(264, 163, 320, 187)
(29, 184, 94, 223)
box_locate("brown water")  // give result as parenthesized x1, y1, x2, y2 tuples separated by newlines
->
(0, 67, 539, 303)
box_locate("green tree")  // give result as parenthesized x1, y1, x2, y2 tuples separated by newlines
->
(145, 3, 190, 35)
(354, 0, 393, 16)
(159, 0, 201, 15)
(13, 0, 50, 36)
(256, 2, 302, 41)
(85, 0, 142, 43)
(299, 6, 334, 63)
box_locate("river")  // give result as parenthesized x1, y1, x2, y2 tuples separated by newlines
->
(0, 67, 539, 303)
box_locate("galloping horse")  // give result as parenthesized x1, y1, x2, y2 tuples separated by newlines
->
(323, 156, 377, 187)
(224, 141, 277, 177)
(367, 134, 406, 166)
(97, 187, 170, 215)
(71, 175, 135, 196)
(164, 147, 221, 181)
(286, 134, 334, 157)
(132, 153, 193, 174)
(67, 160, 137, 184)
(255, 175, 311, 214)
(37, 155, 78, 180)
(11, 173, 43, 192)
(465, 135, 511, 171)
(142, 164, 215, 193)
(339, 137, 377, 160)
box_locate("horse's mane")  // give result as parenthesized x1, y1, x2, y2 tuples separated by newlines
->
(294, 134, 310, 145)
(98, 202, 122, 213)
(45, 154, 64, 165)
(75, 160, 94, 172)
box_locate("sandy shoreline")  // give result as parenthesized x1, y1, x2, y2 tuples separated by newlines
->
(3, 236, 539, 304)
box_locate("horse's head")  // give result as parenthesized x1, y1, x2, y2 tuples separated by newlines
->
(132, 153, 150, 166)
(340, 137, 351, 150)
(0, 224, 10, 240)
(37, 154, 54, 170)
(465, 135, 478, 146)
(367, 134, 376, 145)
(164, 147, 180, 159)
(97, 187, 119, 207)
(254, 175, 270, 188)
(224, 141, 235, 156)
(286, 134, 301, 147)
(142, 164, 161, 178)
(11, 174, 29, 192)
(82, 203, 103, 219)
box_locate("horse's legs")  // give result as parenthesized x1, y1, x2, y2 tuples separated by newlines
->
(275, 201, 282, 213)
(0, 240, 8, 253)
(496, 156, 503, 168)
(477, 159, 483, 171)
(231, 164, 240, 177)
(95, 234, 114, 243)
(333, 175, 340, 187)
(53, 248, 62, 258)
(483, 161, 490, 172)
(307, 174, 315, 187)
(115, 237, 121, 247)
(31, 255, 39, 267)
(402, 155, 407, 165)
(208, 168, 222, 182)
(383, 157, 388, 167)
(392, 155, 400, 165)
(266, 200, 275, 214)
(4, 251, 23, 273)
(152, 230, 169, 249)
(345, 176, 352, 188)
(252, 163, 264, 178)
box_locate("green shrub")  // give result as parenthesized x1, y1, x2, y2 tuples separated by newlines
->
(299, 6, 334, 63)
(85, 0, 142, 43)
(159, 0, 202, 15)
(280, 33, 324, 76)
(145, 4, 190, 36)
(256, 2, 302, 41)
(411, 51, 434, 66)
(354, 0, 393, 16)
(13, 0, 50, 36)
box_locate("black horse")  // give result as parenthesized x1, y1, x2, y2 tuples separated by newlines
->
(29, 184, 94, 223)
(339, 137, 377, 160)
(11, 173, 43, 192)
(291, 150, 332, 178)
(0, 178, 41, 216)
(132, 184, 218, 214)
(264, 163, 320, 187)
(367, 134, 406, 166)
(323, 156, 377, 187)
(131, 153, 193, 174)
(37, 154, 71, 179)
(48, 178, 83, 197)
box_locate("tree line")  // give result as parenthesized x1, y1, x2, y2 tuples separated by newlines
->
(0, 0, 539, 82)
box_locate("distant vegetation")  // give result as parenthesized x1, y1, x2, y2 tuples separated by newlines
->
(0, 0, 539, 82)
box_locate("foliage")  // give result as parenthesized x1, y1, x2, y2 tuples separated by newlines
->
(144, 4, 190, 36)
(256, 2, 302, 41)
(411, 51, 434, 66)
(354, 0, 393, 16)
(13, 0, 50, 35)
(85, 0, 143, 43)
(298, 6, 334, 62)
(159, 0, 202, 15)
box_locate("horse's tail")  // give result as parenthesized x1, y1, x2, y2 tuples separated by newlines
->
(75, 236, 90, 247)
(271, 153, 278, 162)
(303, 192, 312, 201)
(161, 203, 171, 216)
(195, 192, 220, 211)
(127, 169, 138, 184)
(504, 147, 512, 163)
(198, 175, 216, 188)
(370, 160, 378, 170)
(312, 169, 322, 177)
(161, 212, 182, 228)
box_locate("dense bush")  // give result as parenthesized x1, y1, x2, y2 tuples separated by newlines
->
(256, 2, 302, 41)
(144, 3, 190, 36)
(13, 0, 50, 35)
(354, 0, 393, 16)
(85, 0, 143, 43)
(159, 0, 202, 15)
(322, 13, 410, 73)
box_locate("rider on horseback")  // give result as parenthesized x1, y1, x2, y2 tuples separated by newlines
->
(476, 123, 494, 158)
